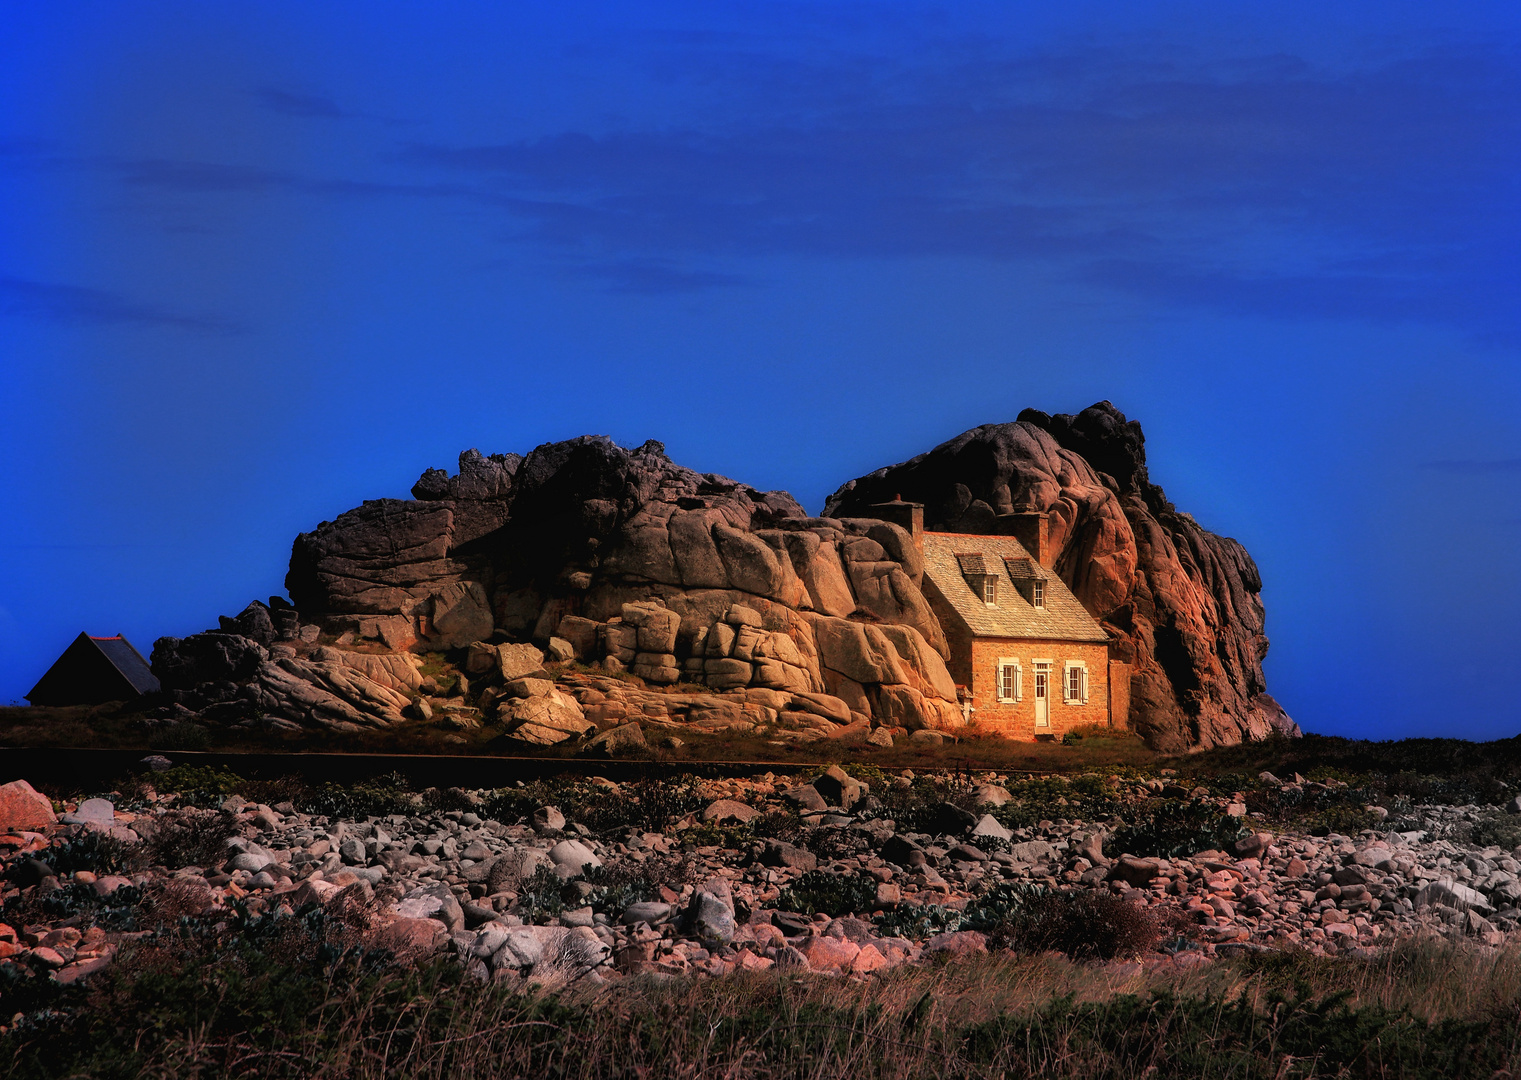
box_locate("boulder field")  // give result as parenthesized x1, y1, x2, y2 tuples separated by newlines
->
(147, 402, 1293, 750)
(2, 769, 1515, 989)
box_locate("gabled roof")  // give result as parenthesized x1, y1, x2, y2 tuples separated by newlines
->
(922, 532, 1110, 643)
(25, 632, 161, 706)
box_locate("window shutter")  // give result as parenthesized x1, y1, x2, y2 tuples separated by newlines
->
(996, 658, 1014, 703)
(1080, 663, 1089, 705)
(1014, 661, 1023, 702)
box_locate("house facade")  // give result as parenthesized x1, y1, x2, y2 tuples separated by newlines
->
(848, 492, 1130, 738)
(918, 530, 1129, 737)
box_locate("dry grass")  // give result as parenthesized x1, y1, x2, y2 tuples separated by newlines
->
(8, 936, 1521, 1078)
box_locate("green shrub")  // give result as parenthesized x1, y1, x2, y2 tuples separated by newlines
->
(990, 888, 1159, 959)
(578, 861, 655, 918)
(1, 880, 145, 935)
(872, 903, 965, 940)
(772, 870, 879, 917)
(480, 776, 708, 835)
(149, 720, 212, 751)
(37, 830, 129, 874)
(304, 771, 420, 818)
(514, 865, 566, 924)
(150, 764, 247, 800)
(1105, 800, 1247, 859)
(140, 808, 239, 870)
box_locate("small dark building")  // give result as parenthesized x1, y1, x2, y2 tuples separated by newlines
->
(26, 632, 161, 706)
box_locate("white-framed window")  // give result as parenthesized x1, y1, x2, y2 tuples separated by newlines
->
(1062, 660, 1090, 705)
(996, 657, 1022, 703)
(1031, 581, 1045, 609)
(982, 576, 997, 605)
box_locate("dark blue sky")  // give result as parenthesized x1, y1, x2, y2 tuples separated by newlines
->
(3, 2, 1519, 740)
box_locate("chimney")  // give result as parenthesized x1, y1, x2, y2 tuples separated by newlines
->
(1002, 511, 1050, 567)
(867, 494, 924, 554)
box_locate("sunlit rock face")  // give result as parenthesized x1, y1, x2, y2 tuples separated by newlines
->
(825, 402, 1296, 751)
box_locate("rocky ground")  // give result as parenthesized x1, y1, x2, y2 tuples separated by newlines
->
(4, 766, 1520, 993)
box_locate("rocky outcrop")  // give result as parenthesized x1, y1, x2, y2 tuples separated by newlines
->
(824, 401, 1296, 751)
(144, 408, 1286, 749)
(279, 437, 962, 731)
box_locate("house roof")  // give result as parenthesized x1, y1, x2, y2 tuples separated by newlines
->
(954, 552, 988, 576)
(1002, 556, 1042, 581)
(922, 532, 1110, 643)
(89, 636, 160, 694)
(25, 632, 160, 705)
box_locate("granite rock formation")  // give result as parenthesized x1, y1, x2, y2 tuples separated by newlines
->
(149, 407, 1290, 749)
(156, 436, 964, 736)
(824, 401, 1296, 751)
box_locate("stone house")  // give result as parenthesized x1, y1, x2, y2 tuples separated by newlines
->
(866, 498, 1129, 738)
(26, 632, 161, 706)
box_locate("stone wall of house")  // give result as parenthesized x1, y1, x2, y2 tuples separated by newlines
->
(967, 637, 1111, 739)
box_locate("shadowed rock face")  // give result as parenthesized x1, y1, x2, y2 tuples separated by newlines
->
(282, 436, 962, 731)
(824, 401, 1297, 751)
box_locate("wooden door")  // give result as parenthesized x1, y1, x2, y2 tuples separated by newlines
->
(1033, 663, 1050, 727)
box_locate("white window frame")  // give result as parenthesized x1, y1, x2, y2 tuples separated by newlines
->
(1031, 580, 1045, 609)
(982, 576, 997, 606)
(995, 657, 1022, 703)
(1062, 660, 1090, 705)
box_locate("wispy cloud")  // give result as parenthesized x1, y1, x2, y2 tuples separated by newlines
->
(393, 38, 1521, 338)
(573, 258, 751, 294)
(17, 31, 1517, 338)
(250, 87, 350, 119)
(1420, 458, 1521, 474)
(0, 275, 237, 332)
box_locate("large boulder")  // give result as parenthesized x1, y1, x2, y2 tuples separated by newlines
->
(151, 632, 268, 690)
(245, 654, 414, 730)
(824, 401, 1295, 750)
(0, 779, 57, 831)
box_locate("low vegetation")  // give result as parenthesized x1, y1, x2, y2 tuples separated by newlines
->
(13, 735, 1521, 1077)
(5, 934, 1521, 1078)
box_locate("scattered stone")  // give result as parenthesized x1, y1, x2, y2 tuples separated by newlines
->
(781, 785, 828, 813)
(703, 799, 761, 824)
(394, 883, 465, 931)
(971, 815, 1013, 842)
(759, 839, 818, 871)
(548, 839, 601, 875)
(811, 765, 866, 811)
(585, 723, 648, 757)
(533, 806, 566, 834)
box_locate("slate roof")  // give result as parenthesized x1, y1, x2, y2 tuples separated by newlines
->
(954, 552, 988, 576)
(25, 632, 160, 705)
(922, 532, 1110, 643)
(89, 636, 160, 694)
(1003, 556, 1041, 580)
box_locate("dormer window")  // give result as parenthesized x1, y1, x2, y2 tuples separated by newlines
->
(1003, 555, 1046, 609)
(955, 552, 998, 606)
